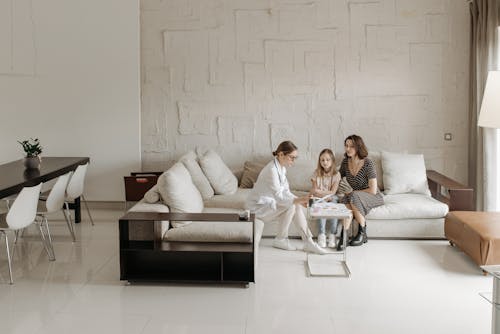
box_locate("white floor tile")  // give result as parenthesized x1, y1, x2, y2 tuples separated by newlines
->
(0, 209, 494, 334)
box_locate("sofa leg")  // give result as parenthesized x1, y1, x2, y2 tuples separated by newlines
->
(483, 270, 488, 276)
(449, 240, 455, 247)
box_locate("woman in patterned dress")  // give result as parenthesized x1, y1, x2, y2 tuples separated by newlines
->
(339, 134, 384, 248)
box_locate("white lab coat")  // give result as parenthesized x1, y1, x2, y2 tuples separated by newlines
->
(246, 158, 297, 218)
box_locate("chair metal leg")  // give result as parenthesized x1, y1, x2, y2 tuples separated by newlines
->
(63, 202, 71, 225)
(37, 220, 49, 258)
(43, 217, 56, 261)
(81, 195, 94, 226)
(43, 217, 55, 256)
(13, 228, 26, 244)
(64, 202, 76, 242)
(2, 231, 13, 284)
(37, 217, 55, 261)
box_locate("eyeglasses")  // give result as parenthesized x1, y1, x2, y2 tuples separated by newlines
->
(287, 154, 298, 161)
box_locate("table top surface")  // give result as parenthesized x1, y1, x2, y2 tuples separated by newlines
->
(481, 265, 500, 278)
(0, 157, 90, 198)
(308, 203, 352, 219)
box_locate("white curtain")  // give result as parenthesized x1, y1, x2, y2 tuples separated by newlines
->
(469, 0, 499, 210)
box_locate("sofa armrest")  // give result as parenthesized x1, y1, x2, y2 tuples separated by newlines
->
(426, 170, 474, 211)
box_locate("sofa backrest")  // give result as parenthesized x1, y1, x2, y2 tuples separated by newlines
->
(286, 160, 317, 192)
(140, 149, 388, 205)
(237, 151, 385, 192)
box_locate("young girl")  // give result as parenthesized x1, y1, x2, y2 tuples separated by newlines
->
(310, 149, 341, 248)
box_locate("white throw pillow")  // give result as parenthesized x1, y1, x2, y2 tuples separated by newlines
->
(157, 162, 204, 227)
(179, 151, 215, 200)
(198, 149, 238, 195)
(381, 151, 430, 196)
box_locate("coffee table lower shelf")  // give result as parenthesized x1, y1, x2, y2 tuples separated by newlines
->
(120, 241, 254, 284)
(119, 212, 255, 285)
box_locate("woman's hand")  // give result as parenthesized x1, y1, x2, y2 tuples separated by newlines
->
(294, 196, 309, 207)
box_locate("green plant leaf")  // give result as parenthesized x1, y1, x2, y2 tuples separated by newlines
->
(18, 138, 43, 157)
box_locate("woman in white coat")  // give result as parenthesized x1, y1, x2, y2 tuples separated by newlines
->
(246, 141, 326, 255)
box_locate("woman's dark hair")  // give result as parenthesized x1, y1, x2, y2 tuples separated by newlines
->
(272, 140, 298, 156)
(344, 134, 368, 159)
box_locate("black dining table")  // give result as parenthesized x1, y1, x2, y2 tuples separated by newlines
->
(0, 157, 90, 223)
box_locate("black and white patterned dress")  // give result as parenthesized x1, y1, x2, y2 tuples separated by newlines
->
(339, 157, 384, 217)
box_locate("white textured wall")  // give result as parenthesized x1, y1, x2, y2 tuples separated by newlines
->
(141, 0, 469, 183)
(0, 0, 141, 201)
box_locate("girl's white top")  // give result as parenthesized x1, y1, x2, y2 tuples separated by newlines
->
(245, 158, 296, 217)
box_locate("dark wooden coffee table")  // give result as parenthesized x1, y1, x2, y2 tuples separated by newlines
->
(119, 211, 256, 285)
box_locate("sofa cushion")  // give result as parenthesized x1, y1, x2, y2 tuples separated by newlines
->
(128, 200, 170, 238)
(240, 160, 267, 188)
(199, 149, 238, 195)
(179, 151, 215, 200)
(129, 200, 170, 213)
(204, 188, 251, 210)
(366, 193, 448, 220)
(164, 220, 264, 243)
(381, 151, 430, 196)
(143, 184, 161, 203)
(157, 162, 204, 227)
(164, 207, 264, 243)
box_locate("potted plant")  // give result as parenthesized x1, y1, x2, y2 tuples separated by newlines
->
(18, 138, 43, 169)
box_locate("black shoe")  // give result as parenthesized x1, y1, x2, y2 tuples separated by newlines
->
(336, 227, 345, 251)
(349, 225, 367, 247)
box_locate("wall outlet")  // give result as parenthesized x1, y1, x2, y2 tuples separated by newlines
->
(444, 133, 453, 141)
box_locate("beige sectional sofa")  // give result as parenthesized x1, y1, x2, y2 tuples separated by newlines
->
(128, 149, 472, 242)
(128, 150, 263, 245)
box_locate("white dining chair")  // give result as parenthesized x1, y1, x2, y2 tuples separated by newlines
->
(65, 163, 94, 226)
(0, 183, 43, 284)
(37, 172, 73, 256)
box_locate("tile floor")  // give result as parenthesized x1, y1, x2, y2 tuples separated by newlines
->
(0, 209, 493, 333)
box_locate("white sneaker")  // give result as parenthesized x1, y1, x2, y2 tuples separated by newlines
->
(327, 234, 336, 248)
(273, 238, 297, 251)
(317, 233, 326, 248)
(303, 239, 327, 255)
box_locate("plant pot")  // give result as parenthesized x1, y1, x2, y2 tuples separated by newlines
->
(23, 168, 40, 178)
(23, 156, 41, 169)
